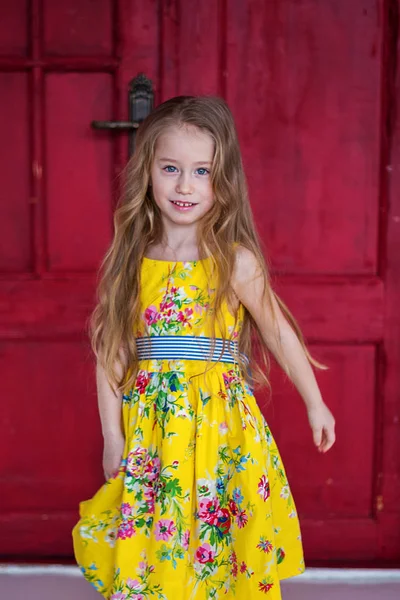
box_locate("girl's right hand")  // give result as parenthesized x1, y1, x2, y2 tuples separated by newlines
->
(102, 431, 125, 481)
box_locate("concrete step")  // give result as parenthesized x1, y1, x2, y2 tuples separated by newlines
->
(0, 565, 399, 600)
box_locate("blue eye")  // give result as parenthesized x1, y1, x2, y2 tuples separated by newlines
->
(163, 165, 177, 173)
(196, 168, 210, 175)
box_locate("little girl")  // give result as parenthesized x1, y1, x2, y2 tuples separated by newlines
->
(72, 95, 335, 600)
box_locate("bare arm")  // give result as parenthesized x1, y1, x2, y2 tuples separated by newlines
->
(96, 359, 123, 439)
(231, 246, 335, 452)
(96, 349, 126, 479)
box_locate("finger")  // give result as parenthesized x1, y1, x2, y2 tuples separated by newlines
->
(324, 430, 336, 452)
(321, 428, 336, 452)
(313, 427, 322, 447)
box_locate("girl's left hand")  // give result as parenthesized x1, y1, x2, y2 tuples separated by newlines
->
(307, 401, 336, 453)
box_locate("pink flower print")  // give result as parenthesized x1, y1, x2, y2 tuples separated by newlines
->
(126, 448, 159, 484)
(229, 550, 238, 565)
(126, 579, 141, 591)
(144, 305, 158, 325)
(164, 308, 175, 323)
(235, 509, 248, 529)
(117, 519, 135, 540)
(143, 484, 155, 513)
(228, 499, 239, 516)
(240, 561, 247, 573)
(177, 311, 185, 322)
(170, 286, 178, 294)
(137, 560, 153, 576)
(111, 593, 126, 600)
(198, 497, 221, 526)
(182, 529, 190, 551)
(230, 550, 238, 577)
(120, 502, 132, 518)
(195, 543, 215, 564)
(194, 303, 203, 314)
(258, 475, 270, 501)
(219, 421, 229, 435)
(126, 447, 147, 478)
(223, 369, 240, 386)
(223, 372, 235, 386)
(217, 508, 231, 535)
(160, 299, 174, 311)
(257, 537, 273, 553)
(259, 579, 274, 593)
(155, 519, 177, 541)
(138, 561, 146, 571)
(126, 580, 145, 598)
(184, 307, 193, 318)
(135, 371, 150, 394)
(144, 456, 161, 482)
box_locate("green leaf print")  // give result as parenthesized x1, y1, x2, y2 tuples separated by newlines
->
(111, 561, 168, 600)
(165, 477, 183, 497)
(200, 387, 212, 406)
(276, 547, 286, 564)
(218, 446, 231, 465)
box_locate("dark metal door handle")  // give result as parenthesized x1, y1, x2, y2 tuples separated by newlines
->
(91, 73, 154, 156)
(91, 121, 139, 130)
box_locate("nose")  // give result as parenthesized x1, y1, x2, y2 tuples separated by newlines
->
(176, 172, 193, 195)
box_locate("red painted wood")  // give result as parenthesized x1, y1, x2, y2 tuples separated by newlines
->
(43, 0, 113, 56)
(264, 344, 376, 519)
(0, 0, 399, 566)
(116, 0, 160, 170)
(1, 339, 102, 512)
(380, 0, 400, 525)
(45, 73, 113, 271)
(226, 0, 380, 276)
(0, 0, 28, 55)
(0, 73, 31, 271)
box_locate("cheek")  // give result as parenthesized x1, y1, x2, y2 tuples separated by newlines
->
(204, 183, 214, 203)
(151, 175, 172, 199)
(200, 190, 215, 212)
(198, 177, 213, 194)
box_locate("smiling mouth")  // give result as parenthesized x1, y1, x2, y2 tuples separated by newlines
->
(170, 200, 197, 208)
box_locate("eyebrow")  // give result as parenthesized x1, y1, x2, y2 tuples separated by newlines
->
(158, 157, 212, 165)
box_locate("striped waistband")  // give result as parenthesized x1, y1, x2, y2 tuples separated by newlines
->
(136, 335, 249, 365)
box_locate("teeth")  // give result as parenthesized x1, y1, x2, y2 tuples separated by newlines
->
(173, 201, 194, 207)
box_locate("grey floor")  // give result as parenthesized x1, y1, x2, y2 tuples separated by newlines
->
(1, 566, 400, 600)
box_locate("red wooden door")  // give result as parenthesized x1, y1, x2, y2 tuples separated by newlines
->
(1, 0, 399, 564)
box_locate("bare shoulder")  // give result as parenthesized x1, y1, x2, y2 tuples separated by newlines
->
(231, 245, 278, 326)
(232, 244, 263, 284)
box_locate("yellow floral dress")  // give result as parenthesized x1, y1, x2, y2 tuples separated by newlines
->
(72, 256, 305, 599)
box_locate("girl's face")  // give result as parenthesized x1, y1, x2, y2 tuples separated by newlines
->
(150, 124, 215, 225)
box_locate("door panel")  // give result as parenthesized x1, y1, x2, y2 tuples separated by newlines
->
(227, 1, 380, 275)
(0, 72, 30, 271)
(0, 0, 159, 556)
(45, 73, 113, 271)
(43, 0, 113, 56)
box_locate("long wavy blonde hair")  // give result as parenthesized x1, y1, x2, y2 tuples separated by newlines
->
(90, 95, 326, 395)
